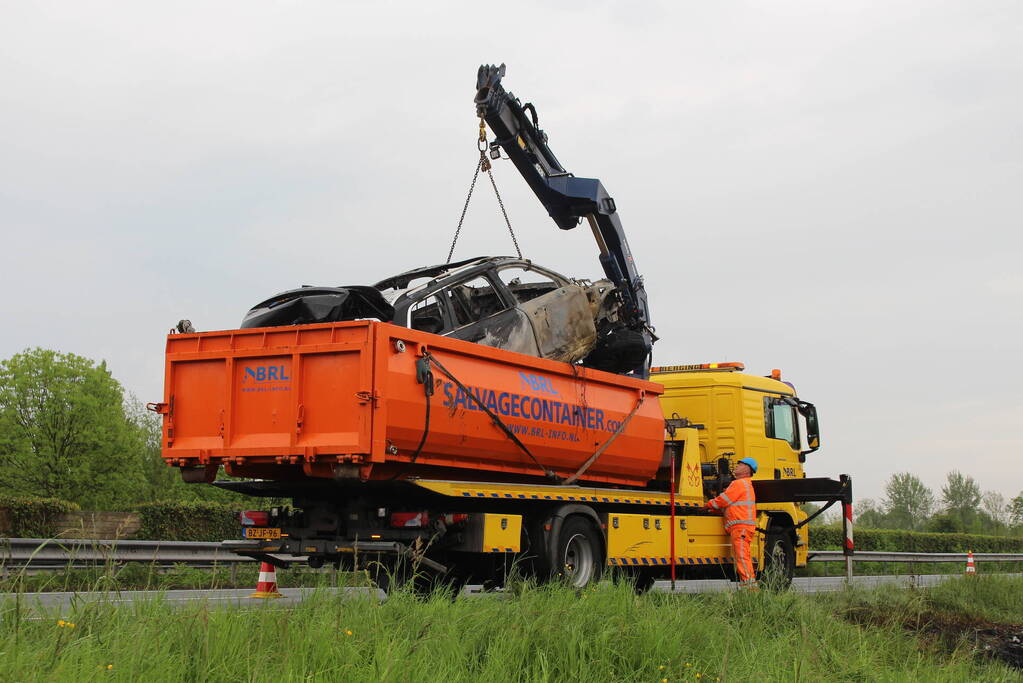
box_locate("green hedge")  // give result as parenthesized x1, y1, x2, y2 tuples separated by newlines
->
(135, 501, 245, 542)
(811, 525, 1023, 553)
(0, 496, 80, 537)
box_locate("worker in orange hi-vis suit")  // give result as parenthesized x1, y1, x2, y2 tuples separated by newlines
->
(706, 457, 759, 587)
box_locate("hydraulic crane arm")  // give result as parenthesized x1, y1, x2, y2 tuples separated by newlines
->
(474, 63, 654, 377)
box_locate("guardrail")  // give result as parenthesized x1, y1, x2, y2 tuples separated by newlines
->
(0, 538, 252, 571)
(3, 539, 1022, 573)
(809, 551, 1023, 563)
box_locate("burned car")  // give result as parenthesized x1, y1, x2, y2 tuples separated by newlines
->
(239, 256, 645, 374)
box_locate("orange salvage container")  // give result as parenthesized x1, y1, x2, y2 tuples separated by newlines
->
(159, 321, 665, 487)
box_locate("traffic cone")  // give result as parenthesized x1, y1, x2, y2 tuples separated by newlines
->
(965, 550, 976, 575)
(249, 561, 283, 598)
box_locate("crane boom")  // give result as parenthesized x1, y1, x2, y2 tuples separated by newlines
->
(474, 63, 654, 377)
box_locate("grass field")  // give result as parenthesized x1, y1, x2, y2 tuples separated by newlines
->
(1, 575, 1021, 681)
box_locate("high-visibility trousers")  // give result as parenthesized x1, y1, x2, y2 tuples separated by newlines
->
(728, 524, 756, 583)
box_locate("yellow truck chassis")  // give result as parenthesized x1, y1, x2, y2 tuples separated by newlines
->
(226, 426, 850, 588)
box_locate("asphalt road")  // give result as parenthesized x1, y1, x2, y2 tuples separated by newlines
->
(4, 573, 985, 613)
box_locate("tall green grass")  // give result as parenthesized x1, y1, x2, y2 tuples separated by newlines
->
(0, 562, 341, 593)
(803, 559, 1023, 576)
(2, 577, 1020, 681)
(840, 573, 1023, 626)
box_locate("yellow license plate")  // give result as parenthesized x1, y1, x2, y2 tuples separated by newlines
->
(245, 527, 282, 540)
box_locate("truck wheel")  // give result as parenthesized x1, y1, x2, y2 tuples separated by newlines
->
(632, 569, 657, 594)
(554, 516, 604, 588)
(759, 530, 795, 590)
(368, 557, 433, 595)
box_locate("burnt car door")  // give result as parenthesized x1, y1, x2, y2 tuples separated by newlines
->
(493, 265, 596, 363)
(411, 274, 541, 357)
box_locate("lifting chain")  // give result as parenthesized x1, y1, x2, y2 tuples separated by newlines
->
(446, 118, 523, 263)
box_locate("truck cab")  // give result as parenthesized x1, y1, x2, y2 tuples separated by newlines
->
(653, 362, 823, 568)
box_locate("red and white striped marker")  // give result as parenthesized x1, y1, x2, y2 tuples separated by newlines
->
(840, 500, 855, 581)
(250, 561, 283, 598)
(965, 550, 976, 575)
(844, 502, 854, 553)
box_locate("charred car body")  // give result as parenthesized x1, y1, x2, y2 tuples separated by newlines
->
(240, 255, 645, 374)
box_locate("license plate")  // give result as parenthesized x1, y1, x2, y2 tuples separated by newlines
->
(244, 527, 282, 540)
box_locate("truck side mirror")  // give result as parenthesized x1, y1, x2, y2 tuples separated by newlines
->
(797, 401, 820, 455)
(716, 457, 733, 493)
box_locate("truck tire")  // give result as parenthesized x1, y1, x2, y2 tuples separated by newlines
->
(553, 516, 604, 588)
(368, 556, 434, 595)
(759, 529, 795, 590)
(632, 569, 658, 594)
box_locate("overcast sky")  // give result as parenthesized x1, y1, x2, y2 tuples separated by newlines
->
(2, 1, 1020, 504)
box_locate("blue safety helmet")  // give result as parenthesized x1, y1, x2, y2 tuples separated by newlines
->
(737, 457, 758, 474)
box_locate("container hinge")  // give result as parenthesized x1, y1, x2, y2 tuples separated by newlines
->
(355, 391, 379, 406)
(148, 395, 174, 445)
(296, 404, 305, 434)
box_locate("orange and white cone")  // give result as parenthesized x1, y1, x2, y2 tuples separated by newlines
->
(965, 550, 976, 575)
(249, 561, 283, 598)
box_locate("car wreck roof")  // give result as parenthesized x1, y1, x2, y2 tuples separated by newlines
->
(240, 285, 395, 329)
(373, 256, 525, 290)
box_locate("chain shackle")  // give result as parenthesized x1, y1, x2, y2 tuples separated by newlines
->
(478, 117, 488, 152)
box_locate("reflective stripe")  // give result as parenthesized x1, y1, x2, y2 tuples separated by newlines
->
(725, 519, 756, 529)
(713, 477, 756, 529)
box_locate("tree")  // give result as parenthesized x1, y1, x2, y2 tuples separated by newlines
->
(124, 394, 180, 501)
(0, 348, 146, 508)
(882, 472, 935, 530)
(925, 511, 968, 534)
(1010, 493, 1023, 528)
(940, 470, 983, 531)
(854, 498, 888, 528)
(981, 491, 1010, 530)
